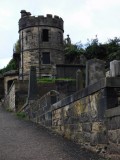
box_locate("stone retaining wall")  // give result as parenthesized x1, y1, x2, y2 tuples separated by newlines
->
(105, 107, 120, 159)
(22, 77, 120, 159)
(3, 80, 28, 111)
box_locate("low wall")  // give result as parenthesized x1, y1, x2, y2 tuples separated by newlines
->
(105, 107, 120, 159)
(0, 76, 4, 99)
(21, 77, 120, 159)
(3, 80, 28, 111)
(23, 90, 59, 127)
(3, 82, 16, 111)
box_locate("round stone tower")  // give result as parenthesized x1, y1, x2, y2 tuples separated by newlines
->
(19, 10, 64, 80)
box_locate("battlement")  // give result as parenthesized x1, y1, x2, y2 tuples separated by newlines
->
(19, 10, 64, 31)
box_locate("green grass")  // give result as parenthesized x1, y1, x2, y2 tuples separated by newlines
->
(6, 108, 13, 112)
(37, 78, 55, 84)
(37, 77, 76, 84)
(16, 112, 26, 119)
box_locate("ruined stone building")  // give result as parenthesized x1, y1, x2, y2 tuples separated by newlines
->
(19, 10, 64, 80)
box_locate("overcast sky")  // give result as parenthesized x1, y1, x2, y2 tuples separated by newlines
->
(0, 0, 120, 69)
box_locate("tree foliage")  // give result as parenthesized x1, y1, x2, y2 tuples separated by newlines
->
(0, 40, 20, 74)
(14, 39, 21, 53)
(64, 42, 85, 63)
(0, 59, 17, 74)
(64, 37, 120, 64)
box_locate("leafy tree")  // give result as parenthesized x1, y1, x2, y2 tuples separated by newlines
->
(0, 39, 20, 74)
(85, 37, 120, 62)
(0, 59, 17, 74)
(14, 40, 21, 53)
(64, 42, 85, 63)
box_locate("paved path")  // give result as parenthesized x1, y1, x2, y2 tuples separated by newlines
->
(0, 106, 105, 160)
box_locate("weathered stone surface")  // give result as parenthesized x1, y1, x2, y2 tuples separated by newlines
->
(84, 132, 91, 142)
(105, 106, 120, 118)
(79, 113, 91, 123)
(117, 129, 120, 144)
(19, 11, 64, 80)
(110, 60, 120, 77)
(82, 123, 92, 132)
(91, 132, 108, 145)
(92, 122, 106, 132)
(108, 142, 120, 154)
(107, 116, 120, 130)
(108, 130, 118, 143)
(28, 66, 38, 100)
(86, 59, 105, 86)
(76, 69, 84, 91)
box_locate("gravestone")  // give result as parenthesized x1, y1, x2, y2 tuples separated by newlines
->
(76, 69, 84, 91)
(86, 59, 105, 87)
(28, 66, 38, 100)
(110, 60, 120, 77)
(79, 55, 87, 65)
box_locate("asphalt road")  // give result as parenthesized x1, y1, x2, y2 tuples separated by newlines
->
(0, 106, 105, 160)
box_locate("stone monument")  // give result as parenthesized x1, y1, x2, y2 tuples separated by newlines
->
(86, 59, 105, 87)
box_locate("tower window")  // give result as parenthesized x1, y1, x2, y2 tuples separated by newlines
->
(42, 29, 49, 42)
(42, 52, 50, 64)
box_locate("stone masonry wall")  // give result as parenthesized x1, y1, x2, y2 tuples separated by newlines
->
(0, 76, 4, 99)
(24, 90, 59, 127)
(105, 107, 120, 159)
(3, 80, 28, 112)
(52, 90, 107, 147)
(22, 77, 120, 159)
(3, 82, 15, 111)
(19, 11, 64, 80)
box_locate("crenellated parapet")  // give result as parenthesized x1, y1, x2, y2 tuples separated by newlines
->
(19, 10, 64, 31)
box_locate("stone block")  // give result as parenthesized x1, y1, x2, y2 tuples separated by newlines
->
(28, 66, 38, 100)
(45, 120, 52, 127)
(73, 132, 85, 143)
(97, 97, 107, 120)
(79, 112, 91, 123)
(66, 116, 79, 124)
(86, 59, 105, 86)
(84, 132, 91, 142)
(110, 155, 120, 160)
(91, 132, 108, 146)
(108, 130, 117, 143)
(110, 60, 120, 77)
(92, 122, 106, 132)
(107, 116, 120, 130)
(73, 123, 82, 132)
(106, 97, 118, 109)
(72, 100, 87, 116)
(108, 142, 120, 154)
(82, 123, 92, 132)
(76, 69, 84, 91)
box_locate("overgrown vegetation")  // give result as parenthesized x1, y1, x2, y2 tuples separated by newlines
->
(0, 40, 20, 74)
(0, 59, 17, 74)
(37, 77, 76, 84)
(6, 108, 13, 112)
(65, 41, 85, 63)
(14, 39, 21, 53)
(16, 112, 27, 119)
(1, 36, 120, 75)
(64, 37, 120, 65)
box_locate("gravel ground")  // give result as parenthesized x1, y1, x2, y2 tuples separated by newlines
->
(0, 106, 106, 160)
